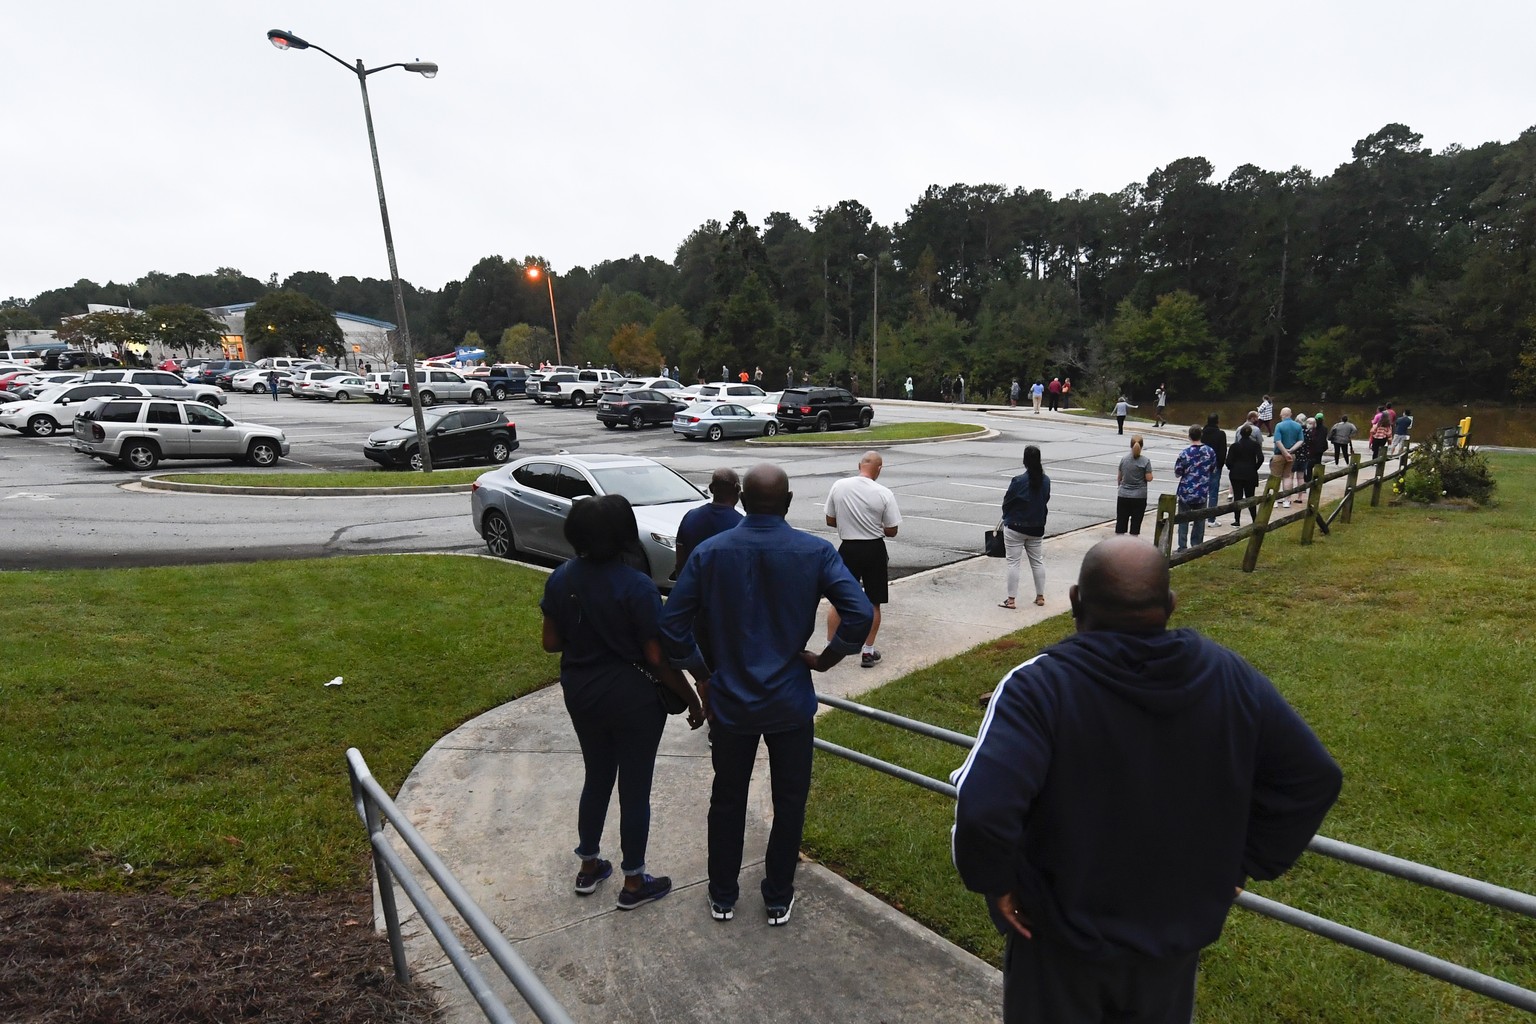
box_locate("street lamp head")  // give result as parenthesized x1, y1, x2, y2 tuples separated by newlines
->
(405, 62, 438, 78)
(266, 29, 310, 51)
(857, 253, 869, 262)
(526, 266, 542, 281)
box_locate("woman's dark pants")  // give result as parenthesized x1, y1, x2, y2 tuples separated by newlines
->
(568, 699, 666, 874)
(1115, 496, 1147, 535)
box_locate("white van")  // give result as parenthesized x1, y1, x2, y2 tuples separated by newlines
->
(255, 356, 329, 371)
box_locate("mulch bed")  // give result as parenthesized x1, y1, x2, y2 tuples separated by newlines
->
(0, 885, 440, 1023)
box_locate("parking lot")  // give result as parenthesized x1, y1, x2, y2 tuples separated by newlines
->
(0, 392, 1195, 573)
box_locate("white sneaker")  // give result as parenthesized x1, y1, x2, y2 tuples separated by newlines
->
(1281, 500, 1291, 508)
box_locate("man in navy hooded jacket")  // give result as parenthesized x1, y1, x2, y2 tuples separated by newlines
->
(952, 536, 1341, 1023)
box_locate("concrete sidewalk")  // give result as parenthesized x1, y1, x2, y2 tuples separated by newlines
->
(385, 522, 1116, 1023)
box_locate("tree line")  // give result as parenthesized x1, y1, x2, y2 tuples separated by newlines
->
(8, 121, 1536, 404)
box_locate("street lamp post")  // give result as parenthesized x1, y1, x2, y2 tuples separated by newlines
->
(857, 253, 879, 398)
(526, 266, 562, 365)
(266, 28, 438, 471)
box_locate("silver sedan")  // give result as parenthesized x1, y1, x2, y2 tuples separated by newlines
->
(672, 402, 780, 441)
(470, 453, 707, 588)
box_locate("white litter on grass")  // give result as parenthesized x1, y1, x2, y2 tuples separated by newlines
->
(326, 676, 343, 687)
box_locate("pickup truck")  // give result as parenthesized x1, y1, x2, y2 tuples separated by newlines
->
(533, 368, 627, 408)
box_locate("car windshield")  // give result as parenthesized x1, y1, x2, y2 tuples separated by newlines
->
(591, 463, 703, 506)
(394, 411, 447, 430)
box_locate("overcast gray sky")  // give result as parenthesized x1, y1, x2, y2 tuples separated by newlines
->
(9, 1, 1533, 303)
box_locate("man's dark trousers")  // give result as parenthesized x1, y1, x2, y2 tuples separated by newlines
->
(706, 721, 814, 908)
(1004, 930, 1198, 1024)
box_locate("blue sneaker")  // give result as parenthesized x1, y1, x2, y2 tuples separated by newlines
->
(766, 894, 795, 926)
(573, 859, 611, 895)
(616, 874, 672, 910)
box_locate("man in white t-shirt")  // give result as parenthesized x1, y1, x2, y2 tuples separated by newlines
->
(824, 452, 902, 668)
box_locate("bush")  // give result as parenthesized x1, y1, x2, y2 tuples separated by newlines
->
(1399, 439, 1496, 504)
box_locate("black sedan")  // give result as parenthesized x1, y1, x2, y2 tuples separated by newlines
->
(364, 408, 518, 471)
(595, 388, 688, 430)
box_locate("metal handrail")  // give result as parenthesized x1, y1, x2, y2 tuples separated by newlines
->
(347, 748, 576, 1024)
(812, 694, 1536, 1013)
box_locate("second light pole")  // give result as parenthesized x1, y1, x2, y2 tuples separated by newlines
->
(857, 253, 881, 398)
(526, 265, 563, 365)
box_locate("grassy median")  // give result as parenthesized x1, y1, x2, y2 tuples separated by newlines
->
(804, 453, 1536, 1023)
(0, 554, 550, 896)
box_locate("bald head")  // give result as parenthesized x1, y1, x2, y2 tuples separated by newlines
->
(1070, 537, 1175, 633)
(742, 463, 792, 517)
(708, 466, 742, 504)
(858, 451, 883, 478)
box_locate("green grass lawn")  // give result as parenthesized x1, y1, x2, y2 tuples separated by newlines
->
(760, 420, 981, 444)
(804, 453, 1536, 1023)
(0, 555, 551, 896)
(155, 467, 487, 487)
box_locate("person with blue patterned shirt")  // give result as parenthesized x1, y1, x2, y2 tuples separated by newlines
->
(1174, 426, 1216, 552)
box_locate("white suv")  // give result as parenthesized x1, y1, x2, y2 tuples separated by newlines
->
(83, 369, 227, 406)
(363, 372, 393, 403)
(71, 397, 290, 470)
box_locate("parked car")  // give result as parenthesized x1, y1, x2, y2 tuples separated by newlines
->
(0, 382, 152, 436)
(483, 364, 530, 401)
(614, 376, 690, 395)
(387, 368, 490, 406)
(774, 387, 874, 432)
(535, 368, 625, 408)
(50, 350, 121, 371)
(254, 356, 329, 371)
(363, 372, 393, 403)
(672, 402, 781, 441)
(70, 397, 289, 470)
(470, 453, 707, 588)
(289, 369, 354, 399)
(596, 389, 689, 430)
(187, 360, 254, 388)
(686, 382, 772, 406)
(306, 375, 367, 402)
(8, 371, 83, 398)
(230, 367, 294, 394)
(82, 369, 226, 406)
(364, 408, 518, 471)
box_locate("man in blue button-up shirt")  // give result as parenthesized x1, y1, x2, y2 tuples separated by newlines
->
(662, 463, 872, 926)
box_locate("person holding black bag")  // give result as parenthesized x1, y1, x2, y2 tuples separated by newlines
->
(540, 494, 703, 910)
(1227, 424, 1264, 527)
(1000, 445, 1051, 609)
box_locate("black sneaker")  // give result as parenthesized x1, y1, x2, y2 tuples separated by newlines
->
(860, 651, 881, 668)
(709, 896, 735, 921)
(766, 894, 795, 926)
(616, 874, 672, 910)
(574, 859, 612, 895)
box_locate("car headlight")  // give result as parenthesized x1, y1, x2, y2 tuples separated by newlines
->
(649, 532, 676, 550)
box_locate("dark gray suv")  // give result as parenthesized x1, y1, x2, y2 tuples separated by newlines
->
(774, 387, 874, 432)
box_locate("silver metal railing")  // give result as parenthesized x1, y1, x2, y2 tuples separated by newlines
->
(813, 693, 1536, 1014)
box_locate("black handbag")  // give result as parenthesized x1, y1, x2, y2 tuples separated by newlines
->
(634, 661, 688, 715)
(984, 524, 1006, 558)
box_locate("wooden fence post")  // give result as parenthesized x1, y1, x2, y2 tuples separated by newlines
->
(1342, 454, 1361, 524)
(1300, 462, 1328, 545)
(1241, 475, 1283, 573)
(1370, 452, 1387, 507)
(1153, 493, 1177, 556)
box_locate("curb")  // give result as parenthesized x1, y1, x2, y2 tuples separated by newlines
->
(138, 475, 471, 497)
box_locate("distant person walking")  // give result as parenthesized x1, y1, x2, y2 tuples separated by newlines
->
(1154, 384, 1168, 427)
(1114, 434, 1153, 536)
(904, 375, 914, 400)
(1030, 380, 1044, 413)
(540, 495, 704, 911)
(825, 452, 901, 668)
(662, 465, 872, 927)
(267, 368, 281, 401)
(1113, 395, 1137, 435)
(1227, 424, 1263, 527)
(999, 445, 1051, 609)
(1257, 395, 1274, 437)
(1391, 408, 1414, 456)
(1272, 408, 1305, 506)
(1368, 406, 1392, 460)
(1200, 414, 1227, 526)
(1009, 379, 1021, 407)
(952, 536, 1342, 1024)
(1174, 425, 1216, 552)
(954, 373, 966, 404)
(1061, 378, 1073, 409)
(1328, 414, 1356, 464)
(1047, 377, 1061, 412)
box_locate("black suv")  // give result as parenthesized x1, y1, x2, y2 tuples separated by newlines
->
(775, 387, 874, 433)
(595, 389, 687, 430)
(48, 350, 122, 370)
(364, 407, 518, 471)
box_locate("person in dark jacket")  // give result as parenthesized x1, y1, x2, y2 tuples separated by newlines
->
(1226, 424, 1264, 526)
(1200, 413, 1227, 526)
(952, 537, 1341, 1024)
(999, 445, 1050, 609)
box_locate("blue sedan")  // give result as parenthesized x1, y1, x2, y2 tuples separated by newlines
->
(672, 402, 780, 441)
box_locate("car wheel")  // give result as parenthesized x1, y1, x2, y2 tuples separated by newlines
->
(408, 447, 426, 472)
(124, 440, 159, 470)
(784, 424, 798, 433)
(254, 382, 268, 394)
(419, 391, 436, 407)
(492, 385, 508, 401)
(335, 391, 350, 402)
(707, 424, 724, 442)
(570, 392, 589, 408)
(764, 421, 779, 436)
(490, 439, 513, 463)
(27, 415, 57, 437)
(471, 389, 487, 405)
(859, 409, 873, 427)
(200, 395, 222, 407)
(483, 509, 515, 558)
(247, 439, 282, 467)
(816, 414, 831, 432)
(603, 420, 618, 430)
(630, 412, 645, 430)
